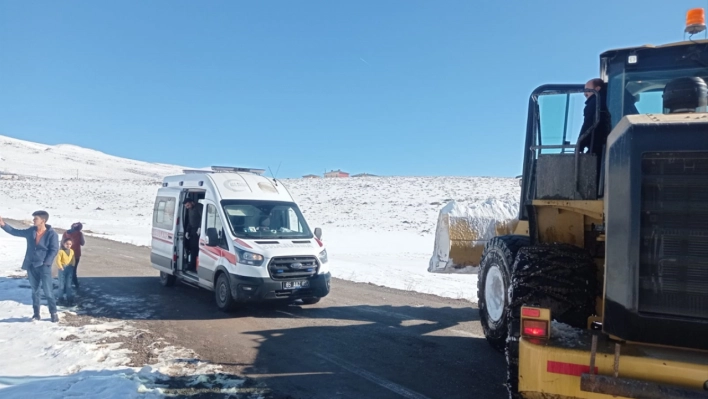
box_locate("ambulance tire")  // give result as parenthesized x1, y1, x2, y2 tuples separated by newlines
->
(300, 297, 320, 305)
(505, 244, 597, 398)
(215, 273, 238, 312)
(160, 271, 176, 287)
(477, 235, 530, 353)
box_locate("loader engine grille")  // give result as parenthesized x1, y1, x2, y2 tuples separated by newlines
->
(639, 152, 708, 320)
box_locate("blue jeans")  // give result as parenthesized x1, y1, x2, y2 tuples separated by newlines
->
(27, 265, 57, 315)
(58, 266, 75, 302)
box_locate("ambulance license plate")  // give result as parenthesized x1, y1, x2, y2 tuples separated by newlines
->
(283, 280, 310, 289)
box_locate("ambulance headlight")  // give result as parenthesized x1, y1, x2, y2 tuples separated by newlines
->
(237, 249, 264, 266)
(318, 249, 328, 264)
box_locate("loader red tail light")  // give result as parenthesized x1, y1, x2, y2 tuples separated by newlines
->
(522, 307, 541, 317)
(522, 320, 548, 338)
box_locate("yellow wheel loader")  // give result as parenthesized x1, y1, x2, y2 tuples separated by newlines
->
(474, 9, 708, 399)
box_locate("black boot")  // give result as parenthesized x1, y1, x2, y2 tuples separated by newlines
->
(32, 307, 40, 321)
(50, 313, 59, 323)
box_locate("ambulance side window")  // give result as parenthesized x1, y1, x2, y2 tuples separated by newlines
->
(205, 204, 228, 249)
(153, 196, 176, 230)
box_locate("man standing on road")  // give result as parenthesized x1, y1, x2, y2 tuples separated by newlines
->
(0, 211, 60, 322)
(183, 198, 202, 272)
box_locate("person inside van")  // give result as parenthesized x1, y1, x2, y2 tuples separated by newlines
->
(258, 217, 271, 232)
(183, 198, 202, 271)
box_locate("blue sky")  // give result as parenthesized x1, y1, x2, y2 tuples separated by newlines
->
(0, 1, 705, 178)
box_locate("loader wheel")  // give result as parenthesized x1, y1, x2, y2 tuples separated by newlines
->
(477, 235, 530, 353)
(505, 244, 597, 398)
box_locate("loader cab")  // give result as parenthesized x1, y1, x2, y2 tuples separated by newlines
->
(519, 40, 708, 222)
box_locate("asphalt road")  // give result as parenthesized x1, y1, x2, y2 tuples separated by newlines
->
(11, 221, 508, 399)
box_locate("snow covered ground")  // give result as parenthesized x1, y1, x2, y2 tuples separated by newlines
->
(0, 234, 259, 398)
(0, 134, 520, 303)
(0, 134, 521, 396)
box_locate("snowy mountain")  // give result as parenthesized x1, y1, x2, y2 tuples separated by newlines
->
(0, 134, 520, 302)
(0, 135, 186, 181)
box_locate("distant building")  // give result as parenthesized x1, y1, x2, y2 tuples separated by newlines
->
(352, 173, 377, 178)
(324, 169, 349, 178)
(302, 174, 321, 179)
(0, 172, 19, 180)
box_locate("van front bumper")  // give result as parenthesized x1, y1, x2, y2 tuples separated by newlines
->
(229, 272, 331, 302)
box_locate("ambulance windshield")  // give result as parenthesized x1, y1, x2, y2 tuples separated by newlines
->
(221, 200, 313, 239)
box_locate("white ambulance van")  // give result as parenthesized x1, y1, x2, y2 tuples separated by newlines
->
(150, 166, 330, 311)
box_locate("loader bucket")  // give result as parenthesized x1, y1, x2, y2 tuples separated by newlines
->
(428, 200, 519, 273)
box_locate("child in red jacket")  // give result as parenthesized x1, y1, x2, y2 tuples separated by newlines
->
(62, 222, 85, 288)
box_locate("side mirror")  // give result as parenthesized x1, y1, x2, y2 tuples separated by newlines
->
(314, 227, 322, 240)
(206, 228, 219, 247)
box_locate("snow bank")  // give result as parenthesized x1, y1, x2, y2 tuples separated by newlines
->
(428, 198, 519, 274)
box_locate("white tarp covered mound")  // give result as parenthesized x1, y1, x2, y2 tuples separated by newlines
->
(428, 198, 519, 274)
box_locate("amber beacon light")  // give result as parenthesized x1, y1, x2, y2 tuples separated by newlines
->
(686, 8, 706, 35)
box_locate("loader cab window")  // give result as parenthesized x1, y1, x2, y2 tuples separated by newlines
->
(536, 92, 587, 155)
(519, 85, 600, 220)
(606, 66, 708, 127)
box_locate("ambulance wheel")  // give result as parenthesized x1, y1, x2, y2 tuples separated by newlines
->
(215, 273, 237, 312)
(300, 297, 320, 305)
(477, 235, 529, 353)
(159, 272, 176, 287)
(505, 244, 597, 398)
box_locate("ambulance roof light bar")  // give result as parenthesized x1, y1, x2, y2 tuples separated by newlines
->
(181, 166, 266, 175)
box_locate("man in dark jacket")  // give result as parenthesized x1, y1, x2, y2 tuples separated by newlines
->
(183, 198, 202, 272)
(0, 211, 60, 322)
(577, 78, 612, 157)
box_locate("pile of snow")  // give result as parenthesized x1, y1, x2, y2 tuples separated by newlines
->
(0, 134, 520, 302)
(428, 197, 519, 274)
(551, 321, 586, 348)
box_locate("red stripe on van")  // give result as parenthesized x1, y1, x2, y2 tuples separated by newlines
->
(198, 242, 237, 265)
(153, 237, 173, 245)
(222, 251, 237, 265)
(234, 238, 252, 249)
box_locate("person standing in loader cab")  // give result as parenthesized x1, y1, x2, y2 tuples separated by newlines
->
(577, 78, 612, 157)
(183, 198, 202, 271)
